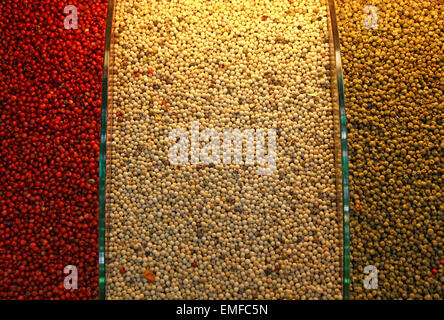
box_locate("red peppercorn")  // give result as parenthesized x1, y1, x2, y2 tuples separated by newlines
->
(134, 71, 141, 77)
(261, 15, 268, 21)
(147, 68, 154, 75)
(191, 261, 197, 268)
(431, 268, 438, 275)
(0, 0, 107, 299)
(161, 99, 170, 110)
(119, 268, 126, 274)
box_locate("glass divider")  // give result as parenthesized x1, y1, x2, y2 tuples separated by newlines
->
(327, 0, 350, 300)
(99, 0, 116, 301)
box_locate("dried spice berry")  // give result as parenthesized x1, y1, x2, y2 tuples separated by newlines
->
(161, 99, 169, 110)
(142, 270, 155, 283)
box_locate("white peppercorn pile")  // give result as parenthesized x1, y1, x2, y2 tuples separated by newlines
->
(106, 0, 343, 299)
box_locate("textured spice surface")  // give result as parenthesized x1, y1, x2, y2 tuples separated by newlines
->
(336, 0, 443, 299)
(106, 0, 343, 299)
(0, 1, 107, 299)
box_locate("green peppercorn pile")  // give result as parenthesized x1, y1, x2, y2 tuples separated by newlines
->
(336, 0, 443, 299)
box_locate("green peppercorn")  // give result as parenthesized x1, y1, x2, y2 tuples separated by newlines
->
(337, 0, 443, 300)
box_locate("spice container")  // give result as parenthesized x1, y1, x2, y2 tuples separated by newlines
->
(99, 0, 349, 300)
(336, 0, 443, 299)
(0, 0, 108, 299)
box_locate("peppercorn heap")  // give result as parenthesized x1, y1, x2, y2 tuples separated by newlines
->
(0, 1, 107, 299)
(106, 0, 343, 299)
(336, 0, 443, 299)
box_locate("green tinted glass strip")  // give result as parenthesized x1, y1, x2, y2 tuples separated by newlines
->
(99, 0, 115, 300)
(328, 0, 350, 300)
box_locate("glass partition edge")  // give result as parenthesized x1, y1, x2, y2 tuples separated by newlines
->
(99, 0, 116, 301)
(327, 0, 351, 300)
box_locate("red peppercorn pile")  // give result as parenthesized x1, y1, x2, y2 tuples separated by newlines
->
(0, 1, 108, 299)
